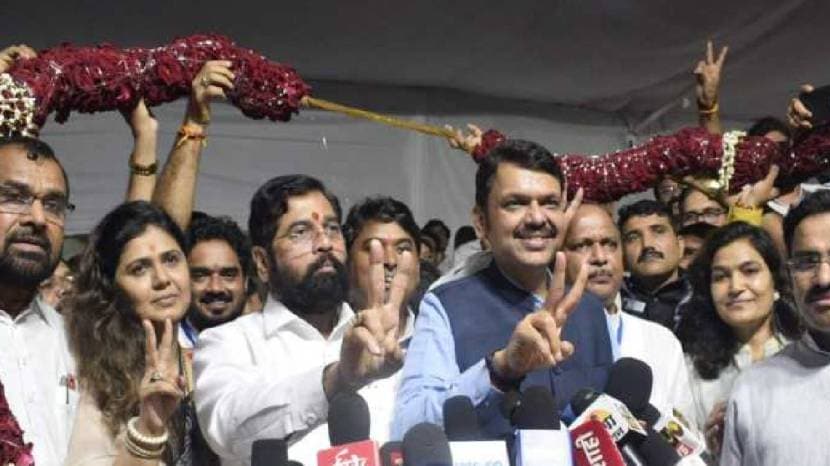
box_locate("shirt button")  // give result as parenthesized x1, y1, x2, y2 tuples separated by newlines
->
(307, 414, 317, 424)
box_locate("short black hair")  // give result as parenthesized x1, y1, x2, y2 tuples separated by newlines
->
(344, 196, 420, 252)
(617, 199, 676, 233)
(454, 225, 477, 249)
(187, 214, 254, 283)
(747, 116, 791, 140)
(422, 219, 450, 251)
(474, 139, 563, 210)
(0, 136, 71, 201)
(679, 222, 716, 240)
(784, 190, 830, 253)
(248, 175, 342, 249)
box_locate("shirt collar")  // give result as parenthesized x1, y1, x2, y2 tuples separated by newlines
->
(0, 296, 54, 327)
(399, 307, 416, 344)
(262, 294, 355, 339)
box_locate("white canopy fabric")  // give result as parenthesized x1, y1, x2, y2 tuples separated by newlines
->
(4, 0, 827, 234)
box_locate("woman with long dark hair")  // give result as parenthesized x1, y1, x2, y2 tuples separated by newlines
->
(64, 201, 192, 465)
(678, 222, 801, 454)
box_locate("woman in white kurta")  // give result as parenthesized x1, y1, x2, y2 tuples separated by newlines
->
(678, 222, 802, 456)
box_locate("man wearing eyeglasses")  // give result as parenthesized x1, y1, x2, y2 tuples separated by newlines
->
(721, 189, 830, 465)
(195, 175, 419, 465)
(0, 136, 78, 466)
(679, 187, 728, 228)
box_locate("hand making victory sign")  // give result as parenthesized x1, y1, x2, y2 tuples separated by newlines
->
(491, 251, 590, 381)
(325, 239, 415, 395)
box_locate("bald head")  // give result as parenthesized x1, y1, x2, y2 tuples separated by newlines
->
(564, 204, 624, 308)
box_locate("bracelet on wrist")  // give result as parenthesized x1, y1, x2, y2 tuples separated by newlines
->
(129, 160, 157, 176)
(126, 416, 169, 448)
(485, 352, 525, 393)
(698, 99, 719, 115)
(176, 122, 208, 148)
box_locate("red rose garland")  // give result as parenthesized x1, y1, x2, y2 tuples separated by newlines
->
(471, 126, 830, 203)
(4, 34, 310, 131)
(0, 380, 33, 466)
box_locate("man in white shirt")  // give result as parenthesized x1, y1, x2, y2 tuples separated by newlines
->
(194, 177, 419, 466)
(721, 190, 830, 465)
(0, 136, 77, 466)
(562, 204, 697, 426)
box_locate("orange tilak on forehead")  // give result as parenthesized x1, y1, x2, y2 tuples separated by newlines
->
(312, 212, 320, 222)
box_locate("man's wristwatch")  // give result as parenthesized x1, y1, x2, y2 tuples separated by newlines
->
(485, 351, 525, 392)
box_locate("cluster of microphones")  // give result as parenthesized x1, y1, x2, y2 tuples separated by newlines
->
(251, 358, 710, 466)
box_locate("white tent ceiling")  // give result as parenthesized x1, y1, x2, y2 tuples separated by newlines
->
(7, 0, 828, 120)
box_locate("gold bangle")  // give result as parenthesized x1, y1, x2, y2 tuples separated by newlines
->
(126, 416, 168, 448)
(176, 122, 208, 148)
(129, 160, 157, 176)
(698, 101, 719, 115)
(727, 204, 763, 226)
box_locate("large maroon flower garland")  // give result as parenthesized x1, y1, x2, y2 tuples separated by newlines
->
(0, 380, 33, 466)
(471, 126, 830, 203)
(5, 34, 310, 131)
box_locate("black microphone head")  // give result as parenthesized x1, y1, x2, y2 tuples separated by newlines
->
(569, 387, 601, 416)
(638, 429, 681, 466)
(380, 441, 404, 466)
(251, 439, 288, 466)
(328, 391, 370, 446)
(288, 462, 304, 466)
(402, 422, 452, 466)
(641, 403, 662, 428)
(513, 385, 560, 430)
(605, 357, 653, 416)
(443, 395, 480, 441)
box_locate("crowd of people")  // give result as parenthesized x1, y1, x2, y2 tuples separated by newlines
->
(1, 39, 829, 466)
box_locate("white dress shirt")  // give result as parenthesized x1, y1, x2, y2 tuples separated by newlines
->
(194, 295, 414, 466)
(607, 295, 697, 428)
(0, 297, 77, 466)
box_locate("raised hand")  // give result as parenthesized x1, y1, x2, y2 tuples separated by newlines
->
(491, 252, 589, 380)
(445, 123, 484, 154)
(186, 60, 235, 125)
(137, 319, 184, 435)
(788, 84, 815, 129)
(336, 240, 415, 389)
(554, 184, 584, 251)
(695, 40, 728, 109)
(0, 44, 36, 73)
(728, 164, 780, 208)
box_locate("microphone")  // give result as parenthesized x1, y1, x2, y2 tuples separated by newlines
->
(443, 396, 481, 441)
(637, 430, 681, 466)
(512, 386, 573, 466)
(328, 391, 371, 445)
(604, 359, 704, 460)
(570, 419, 626, 466)
(569, 388, 648, 466)
(442, 396, 510, 466)
(317, 392, 380, 466)
(380, 442, 403, 466)
(252, 439, 289, 466)
(402, 423, 453, 466)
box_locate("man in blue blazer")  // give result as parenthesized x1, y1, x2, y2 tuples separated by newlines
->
(393, 139, 613, 438)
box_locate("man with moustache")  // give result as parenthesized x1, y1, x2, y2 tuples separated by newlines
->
(721, 190, 830, 465)
(0, 136, 78, 465)
(194, 175, 417, 466)
(394, 140, 613, 438)
(180, 214, 253, 348)
(618, 200, 690, 331)
(563, 204, 697, 427)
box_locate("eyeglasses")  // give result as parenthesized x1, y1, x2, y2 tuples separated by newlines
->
(278, 221, 343, 245)
(0, 188, 74, 226)
(682, 207, 725, 226)
(787, 253, 830, 276)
